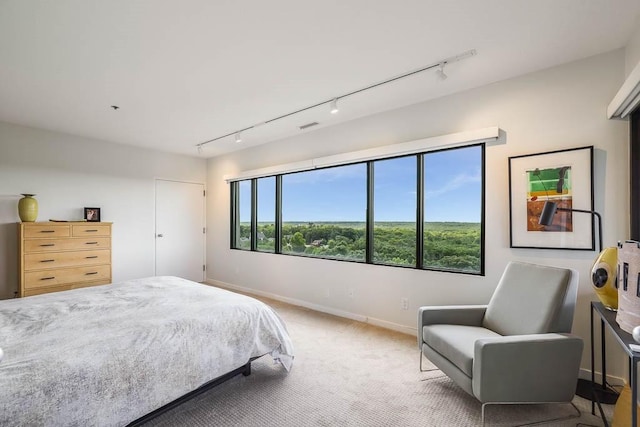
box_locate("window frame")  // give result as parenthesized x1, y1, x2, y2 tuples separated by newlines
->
(229, 180, 254, 251)
(230, 143, 485, 276)
(255, 176, 277, 253)
(420, 144, 485, 276)
(279, 162, 368, 262)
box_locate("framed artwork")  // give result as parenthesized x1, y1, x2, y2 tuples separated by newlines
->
(84, 207, 101, 222)
(508, 146, 594, 250)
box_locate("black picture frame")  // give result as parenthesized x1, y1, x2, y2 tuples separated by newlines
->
(508, 146, 594, 250)
(84, 207, 101, 222)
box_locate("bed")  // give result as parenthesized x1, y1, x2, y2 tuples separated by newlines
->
(0, 276, 294, 426)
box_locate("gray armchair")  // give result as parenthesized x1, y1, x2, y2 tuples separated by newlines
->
(418, 261, 583, 425)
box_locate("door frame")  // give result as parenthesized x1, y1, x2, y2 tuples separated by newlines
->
(154, 178, 207, 280)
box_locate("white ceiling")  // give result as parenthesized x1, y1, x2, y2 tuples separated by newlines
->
(0, 1, 639, 158)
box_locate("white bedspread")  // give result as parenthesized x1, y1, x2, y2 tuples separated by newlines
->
(0, 276, 294, 426)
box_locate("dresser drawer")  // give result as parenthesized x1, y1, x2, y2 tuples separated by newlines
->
(24, 250, 111, 271)
(24, 264, 111, 290)
(72, 224, 111, 237)
(22, 280, 111, 297)
(23, 237, 111, 253)
(23, 224, 71, 238)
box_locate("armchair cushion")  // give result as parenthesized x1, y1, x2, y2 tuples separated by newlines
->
(423, 325, 501, 377)
(482, 262, 571, 335)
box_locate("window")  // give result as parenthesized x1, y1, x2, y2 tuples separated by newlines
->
(230, 143, 484, 275)
(233, 180, 252, 250)
(372, 156, 417, 266)
(423, 145, 483, 273)
(257, 177, 276, 252)
(281, 164, 367, 261)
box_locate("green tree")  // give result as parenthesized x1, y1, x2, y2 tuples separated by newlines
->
(291, 232, 306, 252)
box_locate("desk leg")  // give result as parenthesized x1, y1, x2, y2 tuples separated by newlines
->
(601, 317, 611, 427)
(633, 357, 638, 427)
(591, 304, 595, 415)
(602, 317, 607, 391)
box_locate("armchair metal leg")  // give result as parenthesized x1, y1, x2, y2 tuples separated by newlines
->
(481, 401, 580, 427)
(419, 351, 439, 373)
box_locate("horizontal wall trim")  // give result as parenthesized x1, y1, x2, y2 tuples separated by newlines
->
(224, 126, 502, 182)
(204, 278, 417, 336)
(366, 317, 417, 336)
(578, 368, 624, 387)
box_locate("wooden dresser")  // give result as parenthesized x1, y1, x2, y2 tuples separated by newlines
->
(18, 222, 112, 297)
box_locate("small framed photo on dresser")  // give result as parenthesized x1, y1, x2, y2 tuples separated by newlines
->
(84, 207, 101, 222)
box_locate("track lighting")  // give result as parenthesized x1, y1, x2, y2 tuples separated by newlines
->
(195, 48, 477, 153)
(197, 145, 203, 155)
(330, 98, 339, 114)
(436, 63, 447, 80)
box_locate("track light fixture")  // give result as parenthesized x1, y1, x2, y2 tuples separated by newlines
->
(195, 49, 477, 153)
(436, 63, 447, 80)
(330, 98, 339, 114)
(234, 132, 242, 143)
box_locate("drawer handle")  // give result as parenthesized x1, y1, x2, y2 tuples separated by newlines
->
(40, 277, 55, 280)
(85, 230, 98, 232)
(85, 256, 98, 259)
(40, 230, 56, 233)
(85, 242, 98, 245)
(40, 244, 55, 247)
(40, 259, 55, 263)
(85, 272, 98, 275)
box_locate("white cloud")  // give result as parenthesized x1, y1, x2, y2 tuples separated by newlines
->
(425, 169, 480, 200)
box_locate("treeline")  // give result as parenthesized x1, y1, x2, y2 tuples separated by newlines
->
(237, 222, 481, 272)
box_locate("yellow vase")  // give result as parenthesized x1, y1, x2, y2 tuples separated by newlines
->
(18, 194, 38, 222)
(591, 246, 618, 310)
(613, 383, 640, 427)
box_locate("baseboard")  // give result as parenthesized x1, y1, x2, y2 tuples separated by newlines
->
(579, 367, 625, 387)
(205, 279, 416, 336)
(365, 317, 417, 336)
(205, 279, 369, 322)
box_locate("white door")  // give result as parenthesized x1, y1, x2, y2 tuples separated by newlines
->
(155, 179, 205, 282)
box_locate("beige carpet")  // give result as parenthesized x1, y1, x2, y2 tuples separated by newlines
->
(143, 295, 614, 426)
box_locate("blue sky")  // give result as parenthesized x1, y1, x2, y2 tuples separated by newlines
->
(240, 145, 482, 223)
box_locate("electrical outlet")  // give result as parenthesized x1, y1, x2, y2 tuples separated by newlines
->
(348, 288, 354, 298)
(325, 289, 331, 298)
(401, 297, 409, 310)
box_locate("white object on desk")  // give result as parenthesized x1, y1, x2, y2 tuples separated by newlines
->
(630, 343, 640, 352)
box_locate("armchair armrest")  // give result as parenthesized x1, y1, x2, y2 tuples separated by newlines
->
(473, 333, 583, 403)
(417, 305, 487, 348)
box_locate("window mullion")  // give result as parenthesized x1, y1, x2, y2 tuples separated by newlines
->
(276, 175, 283, 254)
(250, 178, 257, 251)
(479, 144, 486, 275)
(230, 181, 238, 249)
(416, 155, 424, 269)
(366, 162, 374, 264)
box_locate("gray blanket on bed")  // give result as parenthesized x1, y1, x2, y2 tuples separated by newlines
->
(0, 276, 294, 426)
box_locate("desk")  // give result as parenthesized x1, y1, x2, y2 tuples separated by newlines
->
(591, 301, 640, 426)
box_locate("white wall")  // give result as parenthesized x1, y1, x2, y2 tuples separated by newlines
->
(625, 16, 640, 77)
(206, 50, 629, 377)
(0, 122, 206, 299)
